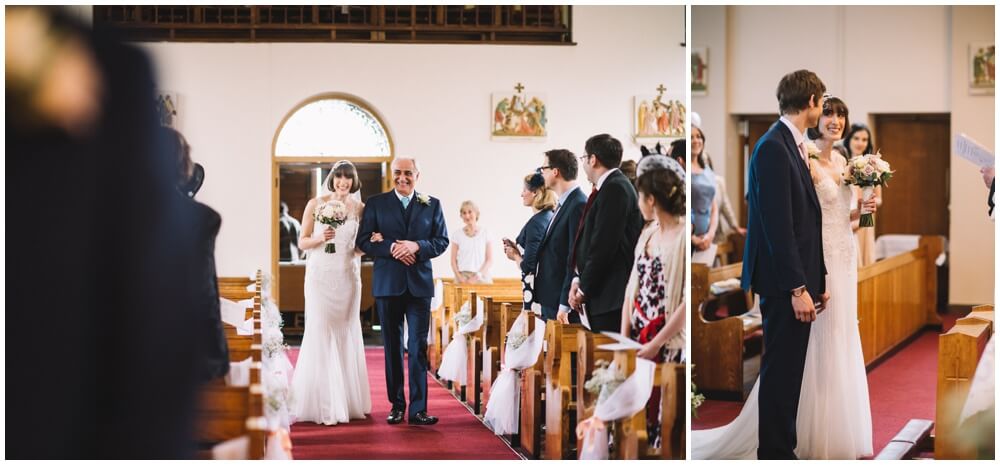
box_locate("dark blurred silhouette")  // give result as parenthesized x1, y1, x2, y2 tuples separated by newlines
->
(7, 7, 207, 458)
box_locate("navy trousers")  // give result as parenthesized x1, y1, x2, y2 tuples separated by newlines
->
(377, 292, 431, 418)
(757, 294, 812, 459)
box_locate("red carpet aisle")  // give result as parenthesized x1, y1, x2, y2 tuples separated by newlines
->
(693, 330, 940, 457)
(287, 348, 519, 459)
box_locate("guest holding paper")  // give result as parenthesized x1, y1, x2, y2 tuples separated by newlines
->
(504, 173, 557, 311)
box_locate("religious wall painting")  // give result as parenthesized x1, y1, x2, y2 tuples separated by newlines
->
(492, 83, 547, 139)
(692, 47, 708, 96)
(156, 91, 179, 128)
(969, 43, 995, 95)
(635, 85, 685, 141)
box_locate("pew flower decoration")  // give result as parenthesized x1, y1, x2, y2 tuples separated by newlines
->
(416, 193, 431, 206)
(584, 359, 626, 404)
(845, 151, 893, 227)
(505, 331, 528, 351)
(805, 141, 821, 160)
(264, 337, 289, 359)
(314, 200, 349, 253)
(454, 301, 473, 327)
(691, 373, 706, 419)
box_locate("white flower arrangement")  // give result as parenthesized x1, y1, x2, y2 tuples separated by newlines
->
(416, 193, 431, 206)
(264, 336, 289, 359)
(584, 359, 626, 404)
(506, 331, 528, 351)
(314, 200, 349, 253)
(805, 141, 821, 160)
(454, 301, 473, 327)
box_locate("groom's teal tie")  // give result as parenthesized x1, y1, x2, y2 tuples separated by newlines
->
(401, 195, 410, 209)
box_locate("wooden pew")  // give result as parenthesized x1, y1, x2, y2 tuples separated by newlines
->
(857, 236, 944, 365)
(429, 278, 455, 374)
(935, 309, 993, 459)
(544, 320, 585, 459)
(478, 293, 525, 413)
(446, 282, 520, 399)
(660, 362, 686, 459)
(219, 276, 255, 302)
(691, 262, 759, 398)
(517, 313, 546, 458)
(576, 331, 617, 457)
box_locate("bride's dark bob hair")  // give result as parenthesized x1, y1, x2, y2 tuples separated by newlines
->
(328, 160, 362, 193)
(807, 96, 850, 141)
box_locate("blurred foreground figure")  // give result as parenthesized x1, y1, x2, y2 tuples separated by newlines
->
(7, 7, 206, 458)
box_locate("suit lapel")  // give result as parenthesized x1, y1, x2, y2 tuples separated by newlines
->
(404, 192, 422, 232)
(777, 123, 821, 212)
(540, 187, 576, 248)
(387, 192, 408, 234)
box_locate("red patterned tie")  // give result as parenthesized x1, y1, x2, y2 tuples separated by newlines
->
(569, 186, 599, 274)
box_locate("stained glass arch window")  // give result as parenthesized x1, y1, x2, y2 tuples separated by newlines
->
(275, 96, 391, 158)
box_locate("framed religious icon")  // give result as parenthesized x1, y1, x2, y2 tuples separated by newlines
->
(492, 83, 547, 139)
(635, 85, 685, 142)
(692, 47, 708, 96)
(156, 91, 179, 128)
(969, 43, 995, 95)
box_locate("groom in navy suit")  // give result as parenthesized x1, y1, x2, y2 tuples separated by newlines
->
(741, 70, 829, 459)
(356, 157, 449, 426)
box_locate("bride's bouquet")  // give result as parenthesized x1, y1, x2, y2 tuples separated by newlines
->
(845, 151, 893, 227)
(314, 200, 349, 253)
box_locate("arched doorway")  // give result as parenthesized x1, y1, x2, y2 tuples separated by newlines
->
(271, 93, 393, 334)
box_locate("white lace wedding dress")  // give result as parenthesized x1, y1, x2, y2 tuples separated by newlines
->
(291, 201, 372, 425)
(692, 159, 874, 459)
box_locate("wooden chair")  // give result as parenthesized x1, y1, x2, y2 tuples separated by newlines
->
(543, 320, 585, 459)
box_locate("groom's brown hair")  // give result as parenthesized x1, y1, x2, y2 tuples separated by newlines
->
(776, 70, 826, 115)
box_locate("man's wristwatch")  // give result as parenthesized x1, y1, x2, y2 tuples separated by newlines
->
(791, 286, 807, 298)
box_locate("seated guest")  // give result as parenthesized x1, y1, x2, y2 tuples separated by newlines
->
(621, 153, 687, 449)
(450, 200, 493, 283)
(503, 172, 557, 312)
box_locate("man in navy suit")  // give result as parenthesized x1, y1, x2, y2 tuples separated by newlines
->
(356, 157, 449, 426)
(741, 70, 829, 459)
(533, 149, 586, 323)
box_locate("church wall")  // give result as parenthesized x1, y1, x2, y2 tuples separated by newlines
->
(139, 5, 686, 278)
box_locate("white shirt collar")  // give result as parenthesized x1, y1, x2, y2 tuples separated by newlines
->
(596, 168, 619, 190)
(779, 115, 806, 148)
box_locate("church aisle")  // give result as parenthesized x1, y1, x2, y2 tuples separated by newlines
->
(693, 330, 941, 457)
(287, 348, 520, 460)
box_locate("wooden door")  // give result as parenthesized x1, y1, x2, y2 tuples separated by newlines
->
(872, 114, 950, 237)
(737, 115, 779, 227)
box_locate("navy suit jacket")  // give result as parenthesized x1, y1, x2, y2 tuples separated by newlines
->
(534, 186, 587, 310)
(356, 191, 449, 298)
(741, 121, 827, 297)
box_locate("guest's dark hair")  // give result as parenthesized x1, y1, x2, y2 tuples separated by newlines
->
(637, 168, 685, 217)
(160, 126, 193, 184)
(842, 123, 874, 157)
(776, 69, 826, 115)
(620, 160, 638, 186)
(669, 139, 686, 168)
(807, 96, 850, 141)
(584, 134, 623, 169)
(692, 125, 709, 168)
(328, 160, 361, 193)
(545, 149, 578, 181)
(523, 173, 557, 211)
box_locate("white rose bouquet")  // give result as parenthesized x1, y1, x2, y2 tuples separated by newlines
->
(584, 359, 626, 405)
(314, 200, 349, 253)
(846, 151, 893, 227)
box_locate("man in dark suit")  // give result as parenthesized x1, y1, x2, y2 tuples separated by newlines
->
(567, 134, 643, 332)
(533, 149, 586, 323)
(741, 69, 829, 459)
(356, 157, 450, 426)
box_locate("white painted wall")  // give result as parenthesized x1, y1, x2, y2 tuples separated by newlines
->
(949, 6, 995, 305)
(138, 5, 685, 278)
(692, 5, 994, 305)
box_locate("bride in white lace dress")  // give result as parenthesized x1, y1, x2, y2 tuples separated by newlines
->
(291, 161, 372, 425)
(693, 97, 874, 459)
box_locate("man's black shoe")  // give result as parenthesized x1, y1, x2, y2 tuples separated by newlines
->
(409, 411, 438, 425)
(387, 408, 405, 424)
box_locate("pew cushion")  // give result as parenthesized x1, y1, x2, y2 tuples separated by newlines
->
(874, 418, 933, 460)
